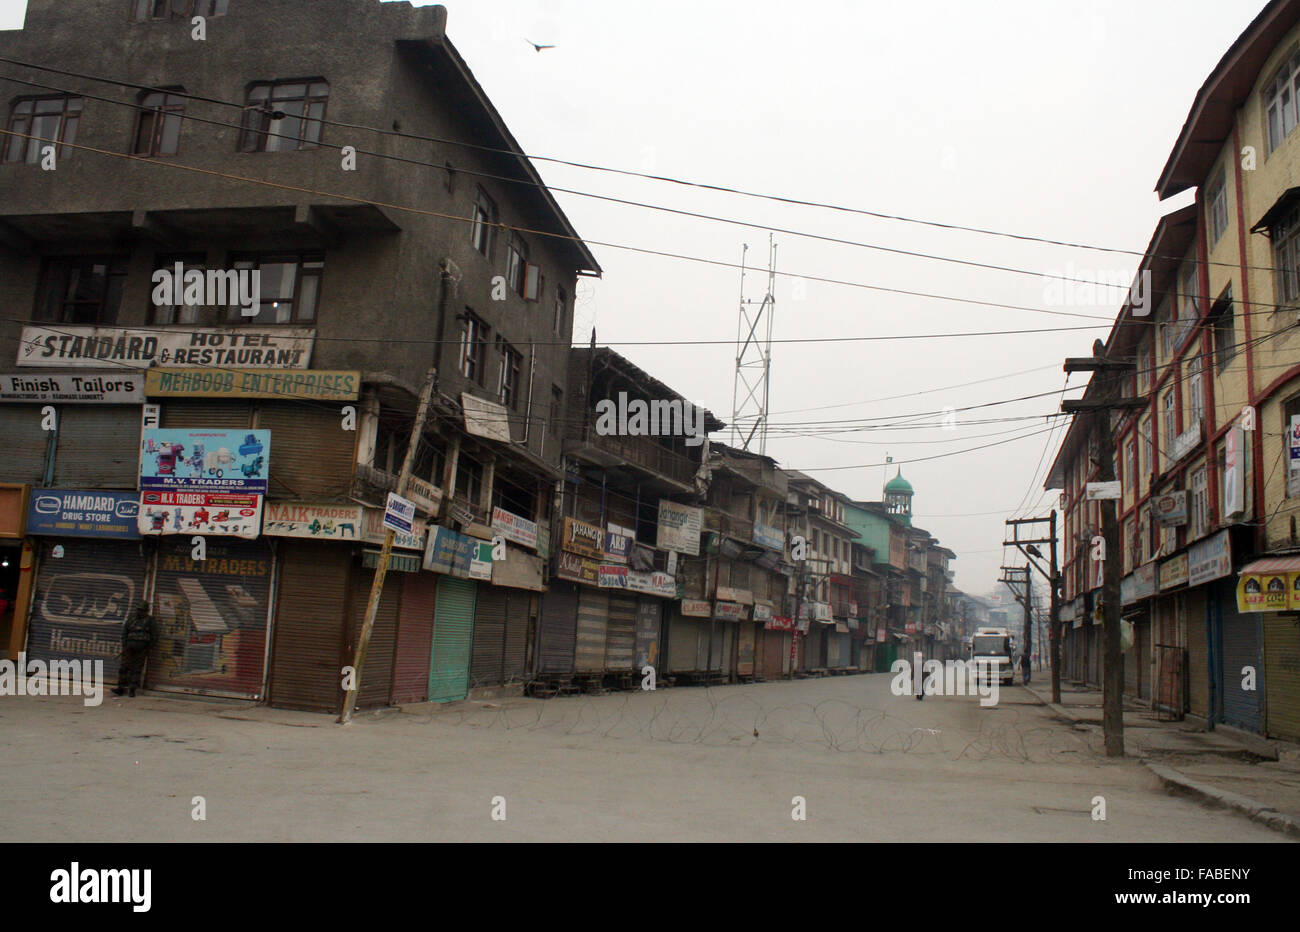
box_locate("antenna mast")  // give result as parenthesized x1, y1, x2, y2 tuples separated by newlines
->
(730, 234, 776, 454)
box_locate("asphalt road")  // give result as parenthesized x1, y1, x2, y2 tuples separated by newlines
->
(0, 671, 1285, 841)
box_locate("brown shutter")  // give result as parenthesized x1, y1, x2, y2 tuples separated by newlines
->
(161, 399, 253, 429)
(346, 562, 400, 709)
(605, 593, 637, 672)
(255, 401, 356, 501)
(471, 585, 509, 687)
(0, 405, 51, 485)
(54, 405, 141, 489)
(392, 572, 436, 704)
(538, 582, 577, 674)
(268, 541, 350, 712)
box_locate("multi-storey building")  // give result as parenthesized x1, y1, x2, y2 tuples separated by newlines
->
(1048, 0, 1300, 740)
(0, 0, 598, 712)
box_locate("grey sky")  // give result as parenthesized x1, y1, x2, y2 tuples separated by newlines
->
(0, 0, 1267, 594)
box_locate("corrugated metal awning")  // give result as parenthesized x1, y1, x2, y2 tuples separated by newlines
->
(1239, 555, 1300, 574)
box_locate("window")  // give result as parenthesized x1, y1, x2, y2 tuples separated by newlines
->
(1188, 356, 1204, 427)
(506, 235, 527, 295)
(1211, 287, 1237, 372)
(1158, 299, 1176, 361)
(1190, 466, 1209, 540)
(1122, 516, 1135, 574)
(1265, 49, 1300, 153)
(132, 91, 185, 157)
(227, 253, 323, 323)
(471, 187, 496, 258)
(1136, 339, 1152, 395)
(1274, 202, 1300, 308)
(239, 80, 328, 152)
(150, 253, 205, 324)
(496, 337, 522, 409)
(459, 311, 488, 383)
(4, 95, 82, 164)
(554, 285, 568, 337)
(454, 453, 483, 505)
(1138, 506, 1151, 564)
(1209, 170, 1229, 245)
(549, 386, 562, 431)
(372, 413, 410, 476)
(1126, 438, 1137, 494)
(34, 256, 128, 324)
(135, 0, 228, 19)
(1162, 390, 1177, 464)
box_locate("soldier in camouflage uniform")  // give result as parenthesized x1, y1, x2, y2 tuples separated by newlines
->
(112, 602, 158, 697)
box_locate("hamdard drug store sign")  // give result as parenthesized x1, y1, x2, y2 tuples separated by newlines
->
(18, 326, 315, 369)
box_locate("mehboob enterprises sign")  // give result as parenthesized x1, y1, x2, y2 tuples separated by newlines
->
(18, 326, 315, 370)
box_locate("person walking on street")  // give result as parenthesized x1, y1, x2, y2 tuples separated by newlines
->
(113, 601, 158, 697)
(1020, 648, 1032, 686)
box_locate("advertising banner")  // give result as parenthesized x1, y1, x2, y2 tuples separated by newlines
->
(138, 490, 262, 539)
(262, 502, 363, 541)
(383, 492, 416, 535)
(713, 601, 745, 621)
(141, 428, 270, 494)
(1153, 491, 1188, 527)
(656, 499, 702, 556)
(19, 326, 315, 369)
(752, 602, 773, 623)
(144, 368, 357, 401)
(423, 525, 475, 575)
(1158, 553, 1189, 591)
(680, 599, 712, 618)
(1188, 530, 1232, 587)
(1236, 571, 1293, 613)
(1, 371, 144, 404)
(26, 489, 141, 540)
(461, 392, 513, 443)
(555, 549, 600, 586)
(561, 516, 605, 560)
(752, 521, 784, 551)
(603, 529, 632, 563)
(763, 614, 794, 632)
(1290, 414, 1300, 498)
(1121, 561, 1157, 605)
(599, 564, 629, 589)
(361, 508, 426, 552)
(491, 506, 538, 549)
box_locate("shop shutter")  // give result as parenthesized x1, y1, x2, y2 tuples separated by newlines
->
(0, 405, 50, 485)
(761, 629, 786, 679)
(268, 541, 350, 712)
(256, 401, 356, 501)
(471, 585, 509, 688)
(537, 582, 577, 674)
(667, 614, 698, 674)
(826, 630, 841, 669)
(429, 577, 475, 702)
(712, 622, 729, 674)
(1218, 583, 1263, 733)
(574, 587, 608, 673)
(346, 563, 401, 709)
(27, 539, 148, 685)
(605, 593, 637, 673)
(737, 621, 756, 676)
(634, 598, 662, 671)
(1263, 614, 1300, 741)
(53, 405, 140, 488)
(1187, 611, 1209, 718)
(1123, 617, 1140, 698)
(392, 572, 436, 704)
(150, 538, 273, 699)
(502, 591, 531, 684)
(161, 399, 253, 429)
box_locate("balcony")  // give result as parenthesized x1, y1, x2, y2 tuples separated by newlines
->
(567, 424, 698, 490)
(704, 509, 754, 544)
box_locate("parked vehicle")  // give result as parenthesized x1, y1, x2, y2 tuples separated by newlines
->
(969, 626, 1015, 687)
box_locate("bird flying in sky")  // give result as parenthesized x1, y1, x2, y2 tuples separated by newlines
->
(525, 39, 555, 52)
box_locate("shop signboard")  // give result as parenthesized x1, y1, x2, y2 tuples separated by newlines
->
(555, 549, 600, 586)
(362, 508, 426, 552)
(19, 326, 314, 369)
(1158, 553, 1189, 591)
(138, 490, 262, 539)
(680, 599, 712, 618)
(656, 499, 702, 556)
(141, 428, 270, 494)
(491, 506, 537, 549)
(26, 489, 141, 540)
(561, 517, 605, 560)
(144, 368, 358, 401)
(752, 521, 783, 551)
(713, 601, 745, 621)
(262, 502, 363, 541)
(1188, 530, 1232, 587)
(1, 371, 144, 404)
(1236, 571, 1293, 613)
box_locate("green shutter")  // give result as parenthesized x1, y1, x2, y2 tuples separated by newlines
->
(429, 577, 476, 702)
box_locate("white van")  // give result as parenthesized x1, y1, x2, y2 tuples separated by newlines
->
(969, 626, 1015, 687)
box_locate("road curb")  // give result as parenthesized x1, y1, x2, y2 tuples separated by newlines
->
(1141, 759, 1300, 840)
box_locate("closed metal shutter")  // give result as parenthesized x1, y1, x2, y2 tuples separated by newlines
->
(1123, 616, 1141, 698)
(392, 572, 436, 704)
(761, 629, 786, 679)
(502, 592, 531, 684)
(537, 582, 577, 674)
(256, 401, 355, 500)
(737, 621, 756, 676)
(53, 405, 140, 488)
(27, 539, 147, 684)
(1263, 613, 1300, 741)
(713, 622, 729, 674)
(161, 400, 253, 429)
(346, 564, 400, 709)
(268, 541, 350, 712)
(634, 598, 662, 671)
(471, 585, 509, 688)
(0, 404, 50, 485)
(429, 577, 475, 702)
(605, 593, 637, 673)
(1187, 609, 1209, 718)
(826, 630, 841, 669)
(574, 587, 608, 673)
(149, 538, 273, 699)
(667, 614, 698, 673)
(1217, 582, 1264, 733)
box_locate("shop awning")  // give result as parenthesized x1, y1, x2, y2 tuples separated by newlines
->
(1239, 555, 1300, 574)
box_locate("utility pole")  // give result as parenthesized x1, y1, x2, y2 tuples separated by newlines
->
(1062, 348, 1143, 757)
(339, 368, 438, 725)
(1004, 514, 1062, 702)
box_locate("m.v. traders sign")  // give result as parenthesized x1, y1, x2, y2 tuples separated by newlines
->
(18, 327, 315, 370)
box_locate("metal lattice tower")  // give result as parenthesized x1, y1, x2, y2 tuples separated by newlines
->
(730, 236, 776, 454)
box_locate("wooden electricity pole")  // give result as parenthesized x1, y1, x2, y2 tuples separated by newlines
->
(1004, 514, 1062, 703)
(339, 368, 437, 725)
(1063, 350, 1143, 757)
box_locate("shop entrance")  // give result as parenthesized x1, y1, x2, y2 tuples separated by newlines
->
(0, 541, 21, 654)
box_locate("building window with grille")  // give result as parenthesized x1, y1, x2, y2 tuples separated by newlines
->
(34, 256, 128, 324)
(1209, 170, 1229, 245)
(132, 90, 186, 157)
(496, 337, 522, 409)
(227, 252, 323, 323)
(4, 95, 82, 164)
(239, 80, 328, 152)
(149, 253, 206, 324)
(550, 386, 562, 431)
(1273, 203, 1300, 306)
(459, 311, 488, 383)
(454, 452, 483, 506)
(506, 234, 528, 295)
(1190, 466, 1209, 539)
(1188, 355, 1204, 427)
(471, 187, 496, 258)
(554, 285, 568, 337)
(1265, 49, 1300, 153)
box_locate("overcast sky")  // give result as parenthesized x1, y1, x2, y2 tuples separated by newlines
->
(0, 0, 1269, 595)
